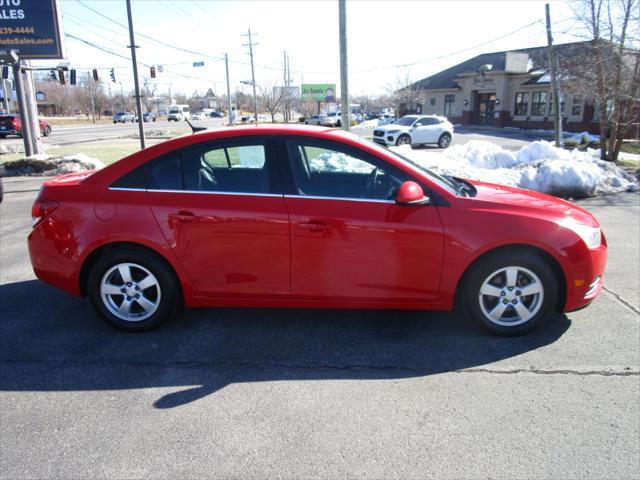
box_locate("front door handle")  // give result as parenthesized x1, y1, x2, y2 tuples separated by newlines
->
(299, 220, 329, 232)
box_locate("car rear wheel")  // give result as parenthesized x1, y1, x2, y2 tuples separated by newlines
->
(0, 134, 5, 138)
(459, 250, 558, 335)
(396, 134, 411, 146)
(438, 132, 452, 148)
(87, 247, 180, 331)
(42, 126, 51, 137)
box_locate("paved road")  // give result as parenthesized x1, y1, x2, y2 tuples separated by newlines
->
(0, 177, 638, 479)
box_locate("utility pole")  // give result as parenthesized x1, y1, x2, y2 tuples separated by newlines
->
(545, 3, 563, 147)
(10, 54, 33, 156)
(286, 54, 291, 123)
(242, 28, 259, 123)
(283, 51, 288, 123)
(2, 79, 11, 113)
(88, 72, 96, 123)
(225, 53, 233, 126)
(126, 0, 145, 149)
(23, 60, 43, 155)
(339, 0, 350, 131)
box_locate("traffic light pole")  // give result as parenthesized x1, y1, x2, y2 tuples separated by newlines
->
(23, 60, 43, 155)
(126, 0, 145, 149)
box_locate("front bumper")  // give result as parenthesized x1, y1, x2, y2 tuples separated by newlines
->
(563, 240, 608, 312)
(372, 134, 397, 146)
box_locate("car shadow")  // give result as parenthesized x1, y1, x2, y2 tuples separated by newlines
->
(0, 280, 570, 409)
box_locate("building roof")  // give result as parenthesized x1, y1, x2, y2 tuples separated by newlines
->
(410, 41, 593, 90)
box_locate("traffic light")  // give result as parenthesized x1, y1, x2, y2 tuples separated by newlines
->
(1, 66, 8, 80)
(110, 68, 116, 83)
(70, 69, 76, 85)
(92, 68, 98, 82)
(50, 70, 56, 81)
(150, 66, 156, 78)
(58, 69, 65, 85)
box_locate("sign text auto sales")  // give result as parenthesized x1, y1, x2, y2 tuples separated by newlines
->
(0, 0, 25, 19)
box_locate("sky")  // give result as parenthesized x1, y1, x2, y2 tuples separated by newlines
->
(36, 0, 588, 98)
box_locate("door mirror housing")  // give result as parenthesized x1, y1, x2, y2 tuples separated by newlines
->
(395, 181, 430, 206)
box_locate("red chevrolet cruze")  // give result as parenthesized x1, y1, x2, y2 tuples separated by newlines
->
(28, 125, 606, 334)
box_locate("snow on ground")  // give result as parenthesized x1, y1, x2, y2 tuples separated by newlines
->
(1, 153, 105, 176)
(391, 140, 638, 198)
(351, 118, 379, 136)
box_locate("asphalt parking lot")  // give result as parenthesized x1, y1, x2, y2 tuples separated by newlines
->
(0, 176, 638, 479)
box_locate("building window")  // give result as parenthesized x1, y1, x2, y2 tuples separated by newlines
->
(548, 93, 565, 115)
(430, 98, 436, 106)
(571, 95, 583, 116)
(514, 92, 529, 116)
(444, 95, 455, 116)
(531, 91, 548, 116)
(592, 99, 614, 122)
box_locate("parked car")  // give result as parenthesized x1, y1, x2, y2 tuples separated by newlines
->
(325, 112, 342, 127)
(209, 111, 224, 118)
(142, 111, 157, 122)
(304, 115, 331, 126)
(28, 124, 607, 335)
(167, 104, 190, 121)
(192, 112, 207, 121)
(113, 112, 135, 123)
(373, 115, 453, 148)
(241, 115, 267, 123)
(0, 114, 51, 138)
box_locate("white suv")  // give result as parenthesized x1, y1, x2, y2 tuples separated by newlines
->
(372, 115, 454, 148)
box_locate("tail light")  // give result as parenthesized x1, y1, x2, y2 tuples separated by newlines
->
(31, 198, 58, 226)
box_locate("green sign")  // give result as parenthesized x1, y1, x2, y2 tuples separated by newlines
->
(301, 83, 336, 102)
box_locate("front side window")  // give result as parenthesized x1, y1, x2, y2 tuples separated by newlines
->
(531, 91, 548, 116)
(183, 143, 269, 194)
(286, 140, 407, 201)
(444, 95, 455, 116)
(514, 92, 529, 116)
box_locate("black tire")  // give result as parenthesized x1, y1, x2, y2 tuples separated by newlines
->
(42, 126, 51, 137)
(113, 120, 117, 124)
(0, 134, 6, 138)
(458, 250, 558, 335)
(438, 132, 452, 148)
(336, 119, 342, 127)
(395, 134, 412, 146)
(87, 247, 181, 332)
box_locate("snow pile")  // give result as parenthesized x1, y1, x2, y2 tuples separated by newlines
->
(0, 143, 24, 155)
(1, 153, 105, 176)
(351, 118, 379, 136)
(131, 129, 174, 139)
(391, 140, 638, 198)
(309, 151, 373, 173)
(565, 131, 600, 144)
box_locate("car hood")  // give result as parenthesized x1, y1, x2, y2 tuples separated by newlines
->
(375, 123, 411, 132)
(466, 180, 598, 227)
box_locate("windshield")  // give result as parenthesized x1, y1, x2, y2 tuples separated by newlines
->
(394, 116, 417, 126)
(356, 136, 458, 193)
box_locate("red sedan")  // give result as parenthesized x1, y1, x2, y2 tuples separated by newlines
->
(0, 114, 52, 138)
(28, 125, 607, 334)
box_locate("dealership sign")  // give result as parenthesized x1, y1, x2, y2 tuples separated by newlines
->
(0, 0, 65, 59)
(301, 83, 336, 102)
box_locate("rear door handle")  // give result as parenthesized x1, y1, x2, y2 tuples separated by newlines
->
(168, 211, 196, 227)
(299, 220, 329, 232)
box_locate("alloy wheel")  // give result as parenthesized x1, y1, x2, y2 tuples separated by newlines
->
(478, 266, 544, 327)
(100, 262, 161, 322)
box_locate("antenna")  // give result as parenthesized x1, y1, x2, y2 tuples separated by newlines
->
(185, 119, 207, 133)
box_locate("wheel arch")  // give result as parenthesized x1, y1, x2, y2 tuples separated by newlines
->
(454, 243, 567, 312)
(79, 241, 185, 301)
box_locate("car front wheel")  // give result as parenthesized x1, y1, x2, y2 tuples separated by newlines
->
(42, 126, 51, 137)
(87, 247, 180, 331)
(396, 134, 411, 146)
(459, 250, 558, 335)
(438, 132, 452, 148)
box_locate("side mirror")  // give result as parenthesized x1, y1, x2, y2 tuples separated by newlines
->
(396, 181, 430, 206)
(414, 123, 422, 127)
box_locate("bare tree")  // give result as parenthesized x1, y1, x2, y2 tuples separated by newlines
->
(258, 83, 288, 123)
(385, 71, 427, 118)
(563, 0, 639, 161)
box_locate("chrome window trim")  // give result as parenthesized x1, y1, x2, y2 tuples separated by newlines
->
(284, 194, 395, 204)
(108, 187, 395, 203)
(108, 187, 283, 198)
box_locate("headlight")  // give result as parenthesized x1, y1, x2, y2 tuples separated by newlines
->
(560, 220, 602, 249)
(387, 129, 400, 134)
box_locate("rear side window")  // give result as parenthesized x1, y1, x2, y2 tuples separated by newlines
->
(111, 166, 146, 189)
(147, 154, 182, 190)
(183, 143, 269, 193)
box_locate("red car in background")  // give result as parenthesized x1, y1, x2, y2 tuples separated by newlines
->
(0, 114, 51, 138)
(27, 125, 607, 334)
